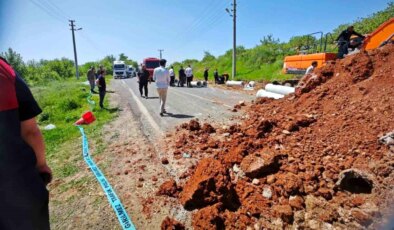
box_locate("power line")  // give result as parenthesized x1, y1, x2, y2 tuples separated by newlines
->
(29, 0, 65, 23)
(41, 0, 71, 19)
(176, 1, 230, 48)
(79, 31, 106, 56)
(175, 0, 228, 43)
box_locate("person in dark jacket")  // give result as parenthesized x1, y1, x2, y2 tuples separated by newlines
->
(214, 69, 219, 84)
(203, 67, 209, 82)
(138, 64, 150, 98)
(336, 26, 365, 59)
(178, 66, 186, 87)
(0, 57, 52, 230)
(96, 70, 106, 109)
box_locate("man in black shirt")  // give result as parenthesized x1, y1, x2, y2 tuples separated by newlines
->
(178, 66, 186, 87)
(336, 26, 365, 59)
(138, 64, 150, 98)
(203, 67, 209, 82)
(96, 70, 106, 109)
(214, 69, 219, 84)
(0, 57, 51, 229)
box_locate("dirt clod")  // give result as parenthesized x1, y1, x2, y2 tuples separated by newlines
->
(157, 179, 181, 198)
(179, 158, 231, 210)
(161, 217, 185, 230)
(161, 158, 169, 165)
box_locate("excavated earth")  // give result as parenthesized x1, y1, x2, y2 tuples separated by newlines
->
(158, 44, 394, 229)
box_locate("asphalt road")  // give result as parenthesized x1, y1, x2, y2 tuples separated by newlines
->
(112, 77, 254, 138)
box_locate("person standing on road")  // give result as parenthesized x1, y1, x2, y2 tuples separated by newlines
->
(0, 57, 52, 230)
(178, 66, 185, 87)
(96, 70, 106, 109)
(214, 69, 219, 84)
(87, 66, 97, 94)
(153, 59, 170, 116)
(203, 67, 209, 82)
(96, 65, 104, 79)
(185, 65, 193, 88)
(169, 66, 175, 87)
(138, 64, 150, 98)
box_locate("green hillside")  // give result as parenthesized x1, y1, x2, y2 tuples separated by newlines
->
(172, 3, 393, 82)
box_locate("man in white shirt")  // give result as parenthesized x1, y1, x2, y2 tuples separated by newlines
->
(305, 61, 318, 75)
(185, 65, 193, 88)
(153, 59, 170, 116)
(169, 66, 175, 87)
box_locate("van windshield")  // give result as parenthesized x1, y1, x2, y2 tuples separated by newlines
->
(145, 61, 160, 69)
(114, 64, 125, 69)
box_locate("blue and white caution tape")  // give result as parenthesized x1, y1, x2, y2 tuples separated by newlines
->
(78, 126, 136, 230)
(87, 93, 96, 111)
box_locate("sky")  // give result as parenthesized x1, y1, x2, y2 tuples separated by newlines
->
(0, 0, 392, 64)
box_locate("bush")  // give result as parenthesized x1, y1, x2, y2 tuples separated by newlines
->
(60, 99, 80, 111)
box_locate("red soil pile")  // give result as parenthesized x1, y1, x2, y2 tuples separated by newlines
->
(169, 44, 394, 229)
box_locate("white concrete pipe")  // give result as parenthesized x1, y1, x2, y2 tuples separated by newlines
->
(191, 81, 202, 87)
(202, 81, 208, 87)
(226, 80, 244, 87)
(256, 89, 284, 99)
(264, 83, 295, 95)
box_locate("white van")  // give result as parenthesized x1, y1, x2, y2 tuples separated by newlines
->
(113, 61, 128, 79)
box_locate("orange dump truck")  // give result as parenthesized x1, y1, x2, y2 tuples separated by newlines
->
(282, 17, 394, 76)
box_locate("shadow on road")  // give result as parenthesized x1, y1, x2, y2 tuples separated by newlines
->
(104, 107, 121, 113)
(146, 96, 159, 99)
(165, 113, 194, 119)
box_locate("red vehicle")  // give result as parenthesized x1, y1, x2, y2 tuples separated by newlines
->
(142, 57, 160, 79)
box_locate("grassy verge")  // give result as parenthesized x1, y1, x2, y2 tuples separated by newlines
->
(31, 77, 119, 227)
(31, 77, 117, 179)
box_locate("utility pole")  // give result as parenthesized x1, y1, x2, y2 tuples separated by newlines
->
(69, 20, 82, 79)
(158, 49, 164, 59)
(226, 0, 237, 79)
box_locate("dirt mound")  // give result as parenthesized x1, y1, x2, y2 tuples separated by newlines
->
(169, 44, 394, 228)
(161, 217, 185, 230)
(156, 179, 181, 198)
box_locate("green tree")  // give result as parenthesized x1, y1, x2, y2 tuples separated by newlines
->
(0, 48, 27, 76)
(119, 53, 128, 61)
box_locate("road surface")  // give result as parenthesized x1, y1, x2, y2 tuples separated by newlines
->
(111, 77, 254, 138)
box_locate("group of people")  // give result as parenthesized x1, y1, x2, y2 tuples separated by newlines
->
(154, 65, 228, 87)
(86, 65, 107, 109)
(170, 65, 194, 87)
